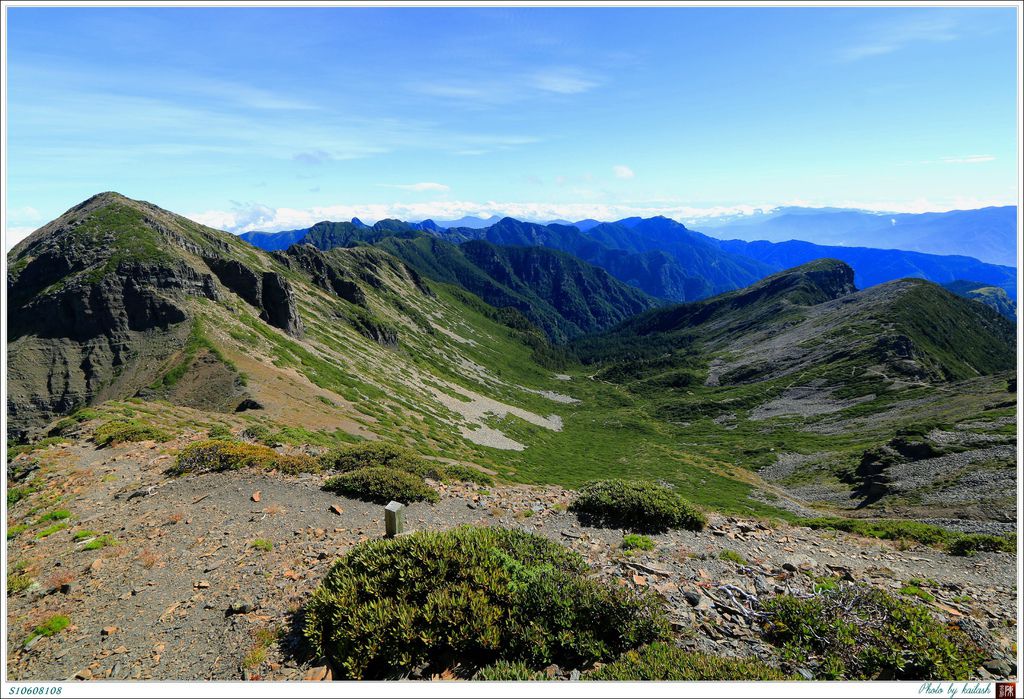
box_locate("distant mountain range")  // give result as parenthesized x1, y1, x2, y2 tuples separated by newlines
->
(429, 215, 503, 229)
(713, 238, 1017, 300)
(698, 206, 1018, 267)
(239, 209, 1017, 307)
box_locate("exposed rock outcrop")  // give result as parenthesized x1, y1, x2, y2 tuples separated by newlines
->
(7, 256, 220, 439)
(204, 258, 304, 338)
(275, 244, 367, 307)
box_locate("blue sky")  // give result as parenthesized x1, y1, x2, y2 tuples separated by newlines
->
(4, 6, 1019, 242)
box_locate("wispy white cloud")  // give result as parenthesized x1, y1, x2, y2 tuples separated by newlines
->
(530, 67, 600, 94)
(379, 182, 451, 192)
(293, 150, 333, 165)
(5, 226, 39, 250)
(839, 14, 958, 62)
(613, 165, 635, 179)
(940, 155, 996, 164)
(409, 65, 601, 106)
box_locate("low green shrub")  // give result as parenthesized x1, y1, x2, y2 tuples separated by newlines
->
(434, 463, 494, 486)
(718, 549, 748, 566)
(208, 424, 233, 439)
(82, 534, 118, 551)
(25, 615, 70, 646)
(240, 424, 273, 444)
(7, 573, 33, 596)
(47, 408, 99, 436)
(320, 441, 429, 474)
(586, 642, 789, 681)
(797, 516, 951, 546)
(474, 660, 547, 681)
(7, 481, 43, 506)
(93, 420, 171, 447)
(948, 533, 1015, 556)
(759, 586, 984, 680)
(304, 526, 669, 679)
(322, 467, 439, 504)
(37, 509, 71, 523)
(810, 575, 839, 594)
(7, 524, 29, 540)
(36, 523, 67, 538)
(6, 437, 68, 459)
(169, 439, 319, 476)
(900, 585, 934, 603)
(251, 539, 274, 552)
(570, 480, 706, 533)
(799, 517, 1014, 557)
(319, 441, 491, 487)
(622, 534, 655, 552)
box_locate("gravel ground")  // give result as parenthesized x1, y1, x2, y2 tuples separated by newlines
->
(5, 439, 1019, 682)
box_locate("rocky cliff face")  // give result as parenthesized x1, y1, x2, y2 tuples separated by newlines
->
(204, 258, 304, 337)
(5, 193, 300, 437)
(7, 259, 219, 439)
(274, 244, 368, 308)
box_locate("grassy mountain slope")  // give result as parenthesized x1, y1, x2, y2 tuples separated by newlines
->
(585, 216, 775, 295)
(568, 259, 1015, 518)
(370, 235, 659, 342)
(441, 216, 773, 301)
(8, 196, 1015, 525)
(580, 259, 1014, 385)
(942, 280, 1017, 320)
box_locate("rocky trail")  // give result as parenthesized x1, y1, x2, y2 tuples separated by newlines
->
(5, 438, 1018, 682)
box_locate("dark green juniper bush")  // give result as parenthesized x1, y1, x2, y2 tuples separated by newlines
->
(570, 479, 706, 533)
(759, 585, 984, 680)
(322, 467, 440, 504)
(585, 642, 790, 681)
(304, 526, 668, 679)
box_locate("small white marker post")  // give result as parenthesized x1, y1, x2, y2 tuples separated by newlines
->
(384, 501, 405, 538)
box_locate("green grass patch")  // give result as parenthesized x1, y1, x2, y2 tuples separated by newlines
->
(621, 534, 655, 552)
(82, 534, 118, 551)
(718, 549, 748, 566)
(7, 524, 29, 540)
(36, 523, 68, 538)
(251, 539, 274, 552)
(24, 615, 71, 647)
(37, 509, 71, 523)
